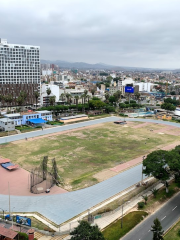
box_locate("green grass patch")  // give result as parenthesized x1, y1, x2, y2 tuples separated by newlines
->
(144, 182, 179, 210)
(103, 211, 148, 240)
(164, 220, 180, 240)
(47, 121, 64, 125)
(0, 122, 179, 190)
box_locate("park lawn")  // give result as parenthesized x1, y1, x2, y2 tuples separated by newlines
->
(164, 220, 180, 240)
(102, 211, 148, 240)
(0, 122, 179, 190)
(143, 182, 180, 212)
(0, 131, 17, 137)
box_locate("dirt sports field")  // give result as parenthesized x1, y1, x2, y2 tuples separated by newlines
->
(0, 121, 180, 191)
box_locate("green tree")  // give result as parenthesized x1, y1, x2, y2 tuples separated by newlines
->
(74, 96, 79, 109)
(143, 150, 171, 193)
(46, 87, 51, 96)
(91, 88, 96, 96)
(142, 195, 148, 205)
(105, 92, 110, 101)
(66, 93, 71, 104)
(151, 188, 159, 198)
(60, 93, 65, 101)
(34, 91, 40, 109)
(89, 100, 105, 109)
(70, 220, 105, 240)
(151, 218, 164, 240)
(109, 96, 117, 104)
(135, 92, 141, 104)
(161, 102, 176, 111)
(49, 96, 56, 106)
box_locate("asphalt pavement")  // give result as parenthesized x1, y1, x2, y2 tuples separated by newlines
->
(1, 116, 180, 144)
(0, 116, 180, 225)
(122, 192, 180, 240)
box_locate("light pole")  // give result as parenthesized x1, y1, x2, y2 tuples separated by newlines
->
(12, 207, 15, 229)
(142, 156, 145, 185)
(121, 200, 130, 228)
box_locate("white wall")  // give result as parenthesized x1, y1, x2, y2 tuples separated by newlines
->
(135, 82, 155, 92)
(41, 84, 60, 104)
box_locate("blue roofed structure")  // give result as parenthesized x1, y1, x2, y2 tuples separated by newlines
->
(28, 118, 47, 124)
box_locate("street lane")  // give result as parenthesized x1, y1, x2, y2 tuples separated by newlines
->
(1, 116, 180, 144)
(122, 192, 180, 240)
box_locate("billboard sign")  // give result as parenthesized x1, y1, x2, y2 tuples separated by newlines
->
(125, 86, 134, 93)
(16, 215, 31, 227)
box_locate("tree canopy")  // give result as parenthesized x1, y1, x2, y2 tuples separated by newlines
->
(143, 150, 170, 181)
(151, 218, 164, 240)
(89, 100, 106, 109)
(70, 220, 105, 240)
(161, 102, 176, 111)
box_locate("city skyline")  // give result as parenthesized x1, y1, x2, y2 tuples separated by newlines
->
(1, 0, 180, 68)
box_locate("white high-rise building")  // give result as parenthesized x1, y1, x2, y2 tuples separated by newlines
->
(0, 38, 40, 106)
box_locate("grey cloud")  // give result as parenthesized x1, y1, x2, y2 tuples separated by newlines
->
(1, 0, 180, 68)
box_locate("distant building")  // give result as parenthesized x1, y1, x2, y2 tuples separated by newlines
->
(41, 83, 59, 106)
(0, 118, 15, 131)
(135, 82, 156, 92)
(0, 38, 40, 106)
(4, 111, 52, 126)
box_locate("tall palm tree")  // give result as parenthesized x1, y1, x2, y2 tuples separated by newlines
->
(135, 92, 141, 105)
(46, 87, 51, 106)
(83, 90, 88, 104)
(60, 93, 65, 101)
(91, 88, 96, 96)
(74, 96, 79, 109)
(34, 91, 40, 109)
(116, 90, 122, 101)
(105, 92, 110, 102)
(65, 93, 71, 104)
(86, 94, 91, 110)
(49, 96, 56, 106)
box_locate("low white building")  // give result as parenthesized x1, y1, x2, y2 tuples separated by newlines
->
(0, 118, 15, 131)
(36, 110, 52, 121)
(41, 83, 59, 106)
(135, 82, 156, 92)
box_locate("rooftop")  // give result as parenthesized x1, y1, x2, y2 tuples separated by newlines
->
(36, 110, 51, 114)
(0, 118, 14, 122)
(61, 114, 88, 120)
(0, 225, 18, 239)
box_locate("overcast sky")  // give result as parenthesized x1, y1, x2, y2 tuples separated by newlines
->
(1, 0, 180, 68)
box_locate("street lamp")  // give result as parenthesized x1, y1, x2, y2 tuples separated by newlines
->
(142, 156, 146, 185)
(12, 207, 15, 229)
(121, 200, 130, 228)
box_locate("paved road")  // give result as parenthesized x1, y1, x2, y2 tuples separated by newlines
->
(1, 116, 180, 144)
(0, 116, 119, 144)
(123, 192, 180, 240)
(0, 117, 180, 225)
(0, 164, 145, 225)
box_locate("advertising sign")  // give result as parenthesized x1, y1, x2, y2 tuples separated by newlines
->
(16, 215, 31, 227)
(125, 86, 134, 93)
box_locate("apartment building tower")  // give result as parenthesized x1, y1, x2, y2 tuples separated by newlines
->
(0, 38, 40, 107)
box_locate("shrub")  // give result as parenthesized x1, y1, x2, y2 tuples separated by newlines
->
(19, 232, 28, 240)
(138, 202, 145, 209)
(178, 229, 180, 236)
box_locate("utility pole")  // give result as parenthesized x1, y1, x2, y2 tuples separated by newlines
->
(8, 182, 11, 218)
